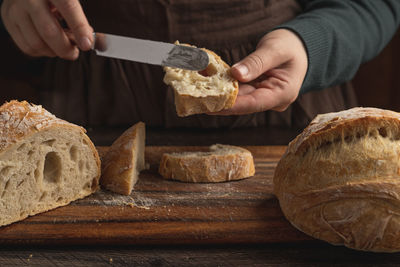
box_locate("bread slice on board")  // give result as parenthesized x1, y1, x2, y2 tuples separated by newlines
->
(0, 100, 101, 227)
(159, 144, 255, 183)
(163, 43, 238, 117)
(273, 107, 400, 252)
(100, 122, 146, 195)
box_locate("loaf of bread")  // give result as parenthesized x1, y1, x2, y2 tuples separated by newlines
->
(100, 122, 146, 195)
(159, 144, 255, 183)
(273, 107, 400, 252)
(163, 43, 238, 117)
(0, 100, 100, 227)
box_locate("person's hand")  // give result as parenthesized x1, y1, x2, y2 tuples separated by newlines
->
(1, 0, 93, 60)
(214, 29, 308, 115)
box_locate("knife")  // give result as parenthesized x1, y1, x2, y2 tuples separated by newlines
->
(92, 33, 209, 71)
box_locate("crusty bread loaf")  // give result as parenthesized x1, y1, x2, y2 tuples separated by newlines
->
(100, 122, 146, 195)
(0, 100, 100, 227)
(159, 144, 255, 183)
(273, 107, 400, 252)
(163, 43, 238, 117)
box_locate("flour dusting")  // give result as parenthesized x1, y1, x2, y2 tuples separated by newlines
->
(80, 189, 155, 209)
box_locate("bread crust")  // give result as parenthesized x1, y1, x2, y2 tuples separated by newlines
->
(159, 144, 255, 183)
(0, 100, 101, 227)
(163, 44, 238, 117)
(100, 122, 146, 195)
(0, 101, 100, 177)
(273, 107, 400, 252)
(0, 101, 84, 150)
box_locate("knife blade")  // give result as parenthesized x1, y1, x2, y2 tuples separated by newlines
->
(93, 33, 209, 71)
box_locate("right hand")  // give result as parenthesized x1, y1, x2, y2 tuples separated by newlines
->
(1, 0, 93, 60)
(211, 29, 308, 115)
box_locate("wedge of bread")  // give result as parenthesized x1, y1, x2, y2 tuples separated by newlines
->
(100, 122, 146, 195)
(0, 100, 100, 227)
(159, 144, 255, 183)
(163, 43, 238, 117)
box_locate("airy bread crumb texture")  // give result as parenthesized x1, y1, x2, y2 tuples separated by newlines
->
(273, 107, 400, 252)
(163, 42, 238, 117)
(159, 144, 255, 183)
(0, 100, 100, 227)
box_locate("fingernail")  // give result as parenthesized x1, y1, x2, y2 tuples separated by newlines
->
(80, 37, 92, 50)
(233, 64, 248, 77)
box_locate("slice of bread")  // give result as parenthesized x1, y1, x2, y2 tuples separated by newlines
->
(100, 122, 146, 195)
(159, 144, 255, 183)
(163, 43, 239, 117)
(0, 100, 101, 227)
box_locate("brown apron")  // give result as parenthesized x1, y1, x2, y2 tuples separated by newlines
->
(39, 0, 357, 130)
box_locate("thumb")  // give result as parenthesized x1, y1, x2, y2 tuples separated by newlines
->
(231, 41, 290, 83)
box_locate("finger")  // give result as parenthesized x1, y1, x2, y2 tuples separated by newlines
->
(1, 4, 35, 56)
(214, 88, 285, 116)
(18, 12, 56, 57)
(29, 0, 79, 60)
(237, 84, 256, 96)
(5, 18, 41, 57)
(207, 84, 255, 115)
(256, 74, 290, 93)
(230, 42, 291, 83)
(51, 0, 93, 50)
(231, 89, 281, 115)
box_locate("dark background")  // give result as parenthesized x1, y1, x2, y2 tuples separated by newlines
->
(0, 28, 399, 113)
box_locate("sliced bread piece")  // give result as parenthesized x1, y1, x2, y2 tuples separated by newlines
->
(163, 43, 239, 117)
(100, 122, 146, 195)
(159, 144, 255, 183)
(0, 100, 101, 227)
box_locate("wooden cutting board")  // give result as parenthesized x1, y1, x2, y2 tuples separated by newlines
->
(0, 146, 313, 245)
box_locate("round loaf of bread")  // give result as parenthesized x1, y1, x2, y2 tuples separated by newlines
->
(163, 43, 238, 117)
(273, 107, 400, 252)
(0, 100, 100, 227)
(159, 144, 255, 183)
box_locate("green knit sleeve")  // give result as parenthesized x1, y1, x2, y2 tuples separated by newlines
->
(277, 0, 400, 94)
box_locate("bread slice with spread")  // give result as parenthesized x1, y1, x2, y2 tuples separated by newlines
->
(163, 43, 238, 117)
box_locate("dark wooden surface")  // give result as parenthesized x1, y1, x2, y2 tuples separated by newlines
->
(0, 146, 312, 246)
(3, 243, 400, 267)
(2, 144, 400, 266)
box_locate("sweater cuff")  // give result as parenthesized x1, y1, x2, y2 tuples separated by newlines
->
(274, 18, 329, 94)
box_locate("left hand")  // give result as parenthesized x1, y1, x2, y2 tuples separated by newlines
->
(1, 0, 93, 60)
(213, 29, 308, 115)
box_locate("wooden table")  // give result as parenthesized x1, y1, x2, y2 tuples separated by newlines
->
(1, 127, 400, 266)
(0, 145, 309, 246)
